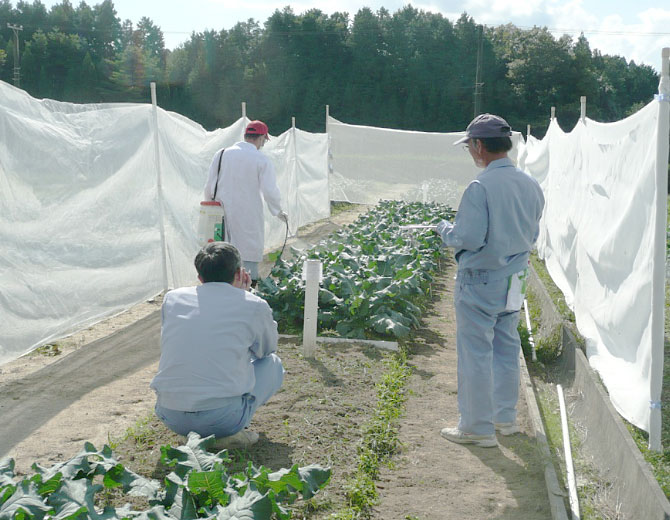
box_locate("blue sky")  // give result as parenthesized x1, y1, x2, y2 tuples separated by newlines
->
(40, 0, 670, 72)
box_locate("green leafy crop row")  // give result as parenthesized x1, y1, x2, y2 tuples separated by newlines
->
(257, 200, 455, 339)
(0, 433, 330, 520)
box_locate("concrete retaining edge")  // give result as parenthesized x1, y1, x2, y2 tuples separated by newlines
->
(528, 263, 670, 520)
(569, 331, 670, 519)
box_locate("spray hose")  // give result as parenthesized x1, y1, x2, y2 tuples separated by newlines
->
(275, 219, 289, 266)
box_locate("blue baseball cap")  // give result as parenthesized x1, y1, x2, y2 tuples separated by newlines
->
(454, 114, 512, 145)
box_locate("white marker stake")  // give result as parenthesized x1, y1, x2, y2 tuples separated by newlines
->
(303, 259, 322, 358)
(558, 384, 580, 520)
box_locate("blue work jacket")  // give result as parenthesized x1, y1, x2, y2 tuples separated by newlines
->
(440, 157, 545, 283)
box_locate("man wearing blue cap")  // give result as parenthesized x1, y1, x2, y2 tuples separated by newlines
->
(436, 114, 545, 448)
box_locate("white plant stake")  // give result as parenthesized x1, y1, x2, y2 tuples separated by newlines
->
(302, 259, 322, 358)
(558, 384, 580, 520)
(524, 298, 536, 361)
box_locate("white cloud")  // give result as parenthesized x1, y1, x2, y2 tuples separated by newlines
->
(408, 1, 461, 20)
(631, 8, 670, 69)
(472, 0, 667, 71)
(561, 8, 669, 71)
(546, 0, 598, 29)
(464, 0, 545, 21)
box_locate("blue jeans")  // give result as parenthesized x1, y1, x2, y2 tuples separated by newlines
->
(455, 275, 521, 435)
(155, 353, 284, 437)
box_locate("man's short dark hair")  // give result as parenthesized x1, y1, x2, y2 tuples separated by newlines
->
(477, 136, 513, 153)
(244, 133, 265, 141)
(194, 242, 241, 283)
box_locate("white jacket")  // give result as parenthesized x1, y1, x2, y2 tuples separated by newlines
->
(204, 141, 283, 262)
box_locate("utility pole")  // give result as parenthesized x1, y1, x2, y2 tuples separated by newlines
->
(7, 23, 23, 88)
(473, 24, 484, 117)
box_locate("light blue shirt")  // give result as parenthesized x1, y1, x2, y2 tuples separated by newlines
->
(150, 282, 278, 411)
(440, 157, 544, 282)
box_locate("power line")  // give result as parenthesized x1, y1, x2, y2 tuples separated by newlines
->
(4, 18, 669, 38)
(158, 27, 670, 37)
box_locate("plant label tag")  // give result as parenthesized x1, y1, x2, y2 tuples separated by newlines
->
(505, 269, 528, 312)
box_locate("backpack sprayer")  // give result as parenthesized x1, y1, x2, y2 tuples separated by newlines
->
(197, 195, 290, 264)
(197, 149, 227, 246)
(197, 200, 226, 245)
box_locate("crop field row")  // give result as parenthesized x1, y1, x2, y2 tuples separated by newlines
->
(257, 200, 455, 339)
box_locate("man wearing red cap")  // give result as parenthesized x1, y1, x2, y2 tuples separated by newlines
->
(204, 120, 288, 284)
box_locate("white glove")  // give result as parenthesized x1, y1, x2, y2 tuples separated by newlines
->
(436, 220, 453, 236)
(277, 211, 289, 224)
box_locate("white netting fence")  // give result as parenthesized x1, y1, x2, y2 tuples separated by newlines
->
(327, 116, 523, 208)
(518, 94, 669, 432)
(0, 81, 329, 365)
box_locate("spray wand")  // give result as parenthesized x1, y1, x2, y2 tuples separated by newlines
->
(276, 218, 289, 265)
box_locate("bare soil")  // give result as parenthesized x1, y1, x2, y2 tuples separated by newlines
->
(0, 205, 551, 519)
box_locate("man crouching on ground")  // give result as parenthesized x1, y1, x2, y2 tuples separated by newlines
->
(150, 241, 284, 449)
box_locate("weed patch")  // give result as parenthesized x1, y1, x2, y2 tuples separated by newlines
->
(534, 325, 562, 365)
(529, 254, 575, 323)
(331, 350, 412, 519)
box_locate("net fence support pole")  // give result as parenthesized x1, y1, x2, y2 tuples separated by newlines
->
(291, 116, 299, 231)
(326, 105, 332, 210)
(150, 82, 169, 291)
(650, 47, 670, 452)
(241, 102, 247, 139)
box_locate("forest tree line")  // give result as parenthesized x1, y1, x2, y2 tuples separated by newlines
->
(0, 0, 661, 137)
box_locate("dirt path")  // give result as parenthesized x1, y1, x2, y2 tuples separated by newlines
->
(0, 312, 161, 472)
(0, 205, 551, 519)
(374, 271, 551, 519)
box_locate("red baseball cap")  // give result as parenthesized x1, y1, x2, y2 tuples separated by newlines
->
(245, 120, 269, 136)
